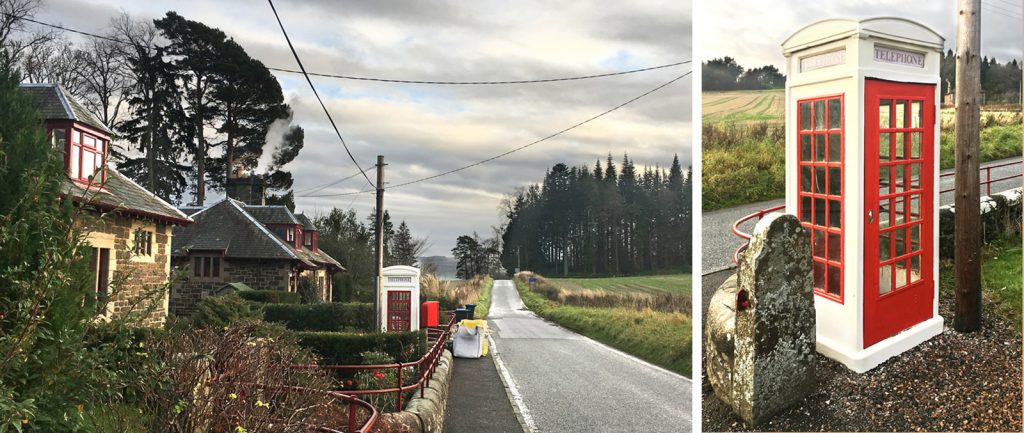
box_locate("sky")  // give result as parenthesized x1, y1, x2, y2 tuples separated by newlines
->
(29, 0, 692, 256)
(702, 0, 1022, 70)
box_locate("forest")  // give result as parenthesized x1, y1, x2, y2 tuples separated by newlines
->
(498, 154, 692, 277)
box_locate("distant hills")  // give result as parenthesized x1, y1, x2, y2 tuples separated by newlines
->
(418, 256, 459, 280)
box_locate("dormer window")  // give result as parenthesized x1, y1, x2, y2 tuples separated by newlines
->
(286, 227, 294, 242)
(295, 226, 303, 249)
(67, 127, 107, 184)
(304, 231, 312, 248)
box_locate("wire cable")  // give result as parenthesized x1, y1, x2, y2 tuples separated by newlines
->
(293, 169, 364, 195)
(4, 13, 689, 86)
(267, 0, 375, 189)
(298, 70, 692, 197)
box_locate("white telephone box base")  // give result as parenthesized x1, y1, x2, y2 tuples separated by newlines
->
(817, 316, 944, 373)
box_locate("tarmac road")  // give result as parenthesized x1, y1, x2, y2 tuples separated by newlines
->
(487, 280, 692, 433)
(702, 157, 1022, 274)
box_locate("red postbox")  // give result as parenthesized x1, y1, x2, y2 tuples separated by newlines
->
(421, 301, 440, 327)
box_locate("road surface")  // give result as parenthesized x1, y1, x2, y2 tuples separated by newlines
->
(486, 280, 691, 433)
(702, 157, 1022, 274)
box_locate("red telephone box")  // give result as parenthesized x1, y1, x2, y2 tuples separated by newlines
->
(783, 18, 945, 373)
(387, 290, 412, 332)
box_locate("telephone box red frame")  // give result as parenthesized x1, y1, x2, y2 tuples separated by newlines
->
(863, 79, 936, 347)
(387, 290, 412, 332)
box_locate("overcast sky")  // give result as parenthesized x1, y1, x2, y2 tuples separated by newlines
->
(31, 0, 691, 257)
(702, 0, 1021, 70)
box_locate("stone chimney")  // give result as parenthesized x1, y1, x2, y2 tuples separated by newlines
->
(226, 175, 266, 206)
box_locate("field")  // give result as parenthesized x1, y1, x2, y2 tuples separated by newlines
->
(548, 274, 692, 296)
(703, 89, 1022, 211)
(515, 273, 692, 376)
(702, 90, 784, 123)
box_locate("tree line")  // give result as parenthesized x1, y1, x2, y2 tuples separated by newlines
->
(702, 57, 785, 91)
(940, 49, 1021, 104)
(497, 154, 692, 277)
(3, 2, 303, 207)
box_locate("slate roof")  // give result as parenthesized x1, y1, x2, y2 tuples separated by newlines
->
(295, 213, 317, 231)
(63, 168, 193, 225)
(246, 205, 301, 225)
(172, 199, 344, 270)
(19, 84, 112, 134)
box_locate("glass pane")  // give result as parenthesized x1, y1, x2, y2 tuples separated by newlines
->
(800, 102, 812, 131)
(895, 227, 906, 257)
(815, 167, 826, 194)
(814, 260, 825, 290)
(828, 98, 842, 129)
(894, 197, 905, 225)
(910, 196, 921, 221)
(800, 196, 812, 222)
(71, 146, 81, 178)
(910, 132, 922, 158)
(910, 255, 922, 282)
(82, 152, 96, 179)
(814, 100, 826, 129)
(910, 224, 921, 252)
(801, 166, 813, 192)
(894, 165, 906, 193)
(880, 166, 891, 195)
(73, 130, 81, 143)
(813, 230, 825, 258)
(880, 264, 893, 295)
(800, 135, 812, 161)
(879, 133, 891, 161)
(911, 100, 922, 128)
(911, 164, 922, 189)
(880, 232, 891, 260)
(829, 167, 842, 195)
(827, 265, 841, 295)
(84, 134, 96, 147)
(879, 199, 891, 229)
(828, 199, 841, 228)
(879, 99, 892, 128)
(815, 134, 826, 161)
(828, 133, 842, 162)
(895, 100, 906, 128)
(896, 260, 909, 288)
(814, 197, 826, 226)
(828, 232, 841, 261)
(895, 133, 905, 159)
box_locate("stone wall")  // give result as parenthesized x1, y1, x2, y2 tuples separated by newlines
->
(169, 258, 292, 316)
(82, 214, 173, 327)
(939, 187, 1022, 259)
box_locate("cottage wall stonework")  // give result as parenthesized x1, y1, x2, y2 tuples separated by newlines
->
(169, 258, 293, 316)
(83, 214, 172, 327)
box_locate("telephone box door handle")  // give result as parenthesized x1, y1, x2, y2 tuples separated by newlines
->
(868, 210, 874, 224)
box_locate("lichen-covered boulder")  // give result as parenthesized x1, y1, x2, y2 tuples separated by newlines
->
(705, 212, 816, 427)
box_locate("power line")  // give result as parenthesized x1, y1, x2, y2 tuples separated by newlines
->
(980, 2, 1022, 18)
(267, 0, 375, 189)
(265, 61, 691, 85)
(986, 0, 1022, 11)
(299, 69, 692, 197)
(293, 169, 364, 195)
(4, 13, 689, 86)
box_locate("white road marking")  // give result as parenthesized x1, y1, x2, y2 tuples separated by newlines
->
(488, 334, 539, 433)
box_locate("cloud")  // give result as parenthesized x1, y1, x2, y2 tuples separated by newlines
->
(34, 0, 691, 256)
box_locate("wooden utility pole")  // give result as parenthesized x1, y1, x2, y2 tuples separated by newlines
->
(954, 0, 982, 331)
(374, 155, 386, 332)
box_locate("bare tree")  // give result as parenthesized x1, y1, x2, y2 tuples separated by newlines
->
(75, 37, 131, 128)
(18, 36, 86, 94)
(0, 0, 53, 67)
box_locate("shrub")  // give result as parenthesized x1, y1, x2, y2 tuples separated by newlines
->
(295, 330, 426, 366)
(188, 293, 261, 328)
(262, 302, 375, 332)
(298, 276, 322, 304)
(237, 289, 301, 304)
(352, 351, 416, 412)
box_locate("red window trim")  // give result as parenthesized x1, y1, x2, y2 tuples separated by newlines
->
(796, 94, 845, 304)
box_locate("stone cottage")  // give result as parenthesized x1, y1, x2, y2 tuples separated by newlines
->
(170, 194, 344, 315)
(20, 83, 194, 326)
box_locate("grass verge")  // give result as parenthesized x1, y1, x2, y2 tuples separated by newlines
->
(548, 274, 692, 296)
(514, 276, 692, 376)
(939, 231, 1022, 332)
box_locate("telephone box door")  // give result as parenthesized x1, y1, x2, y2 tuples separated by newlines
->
(863, 79, 936, 347)
(387, 290, 412, 332)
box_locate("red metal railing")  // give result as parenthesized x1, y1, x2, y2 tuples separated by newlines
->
(730, 159, 1023, 264)
(291, 313, 457, 413)
(316, 392, 380, 433)
(939, 159, 1021, 195)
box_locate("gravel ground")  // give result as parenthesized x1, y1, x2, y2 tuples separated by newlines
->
(702, 294, 1023, 432)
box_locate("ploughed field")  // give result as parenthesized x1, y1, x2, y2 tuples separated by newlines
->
(702, 90, 784, 123)
(547, 274, 692, 296)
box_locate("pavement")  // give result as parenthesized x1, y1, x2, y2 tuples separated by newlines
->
(444, 356, 523, 433)
(701, 157, 1022, 274)
(485, 280, 692, 433)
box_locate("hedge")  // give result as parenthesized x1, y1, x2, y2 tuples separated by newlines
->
(262, 302, 374, 332)
(295, 330, 427, 365)
(238, 290, 301, 304)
